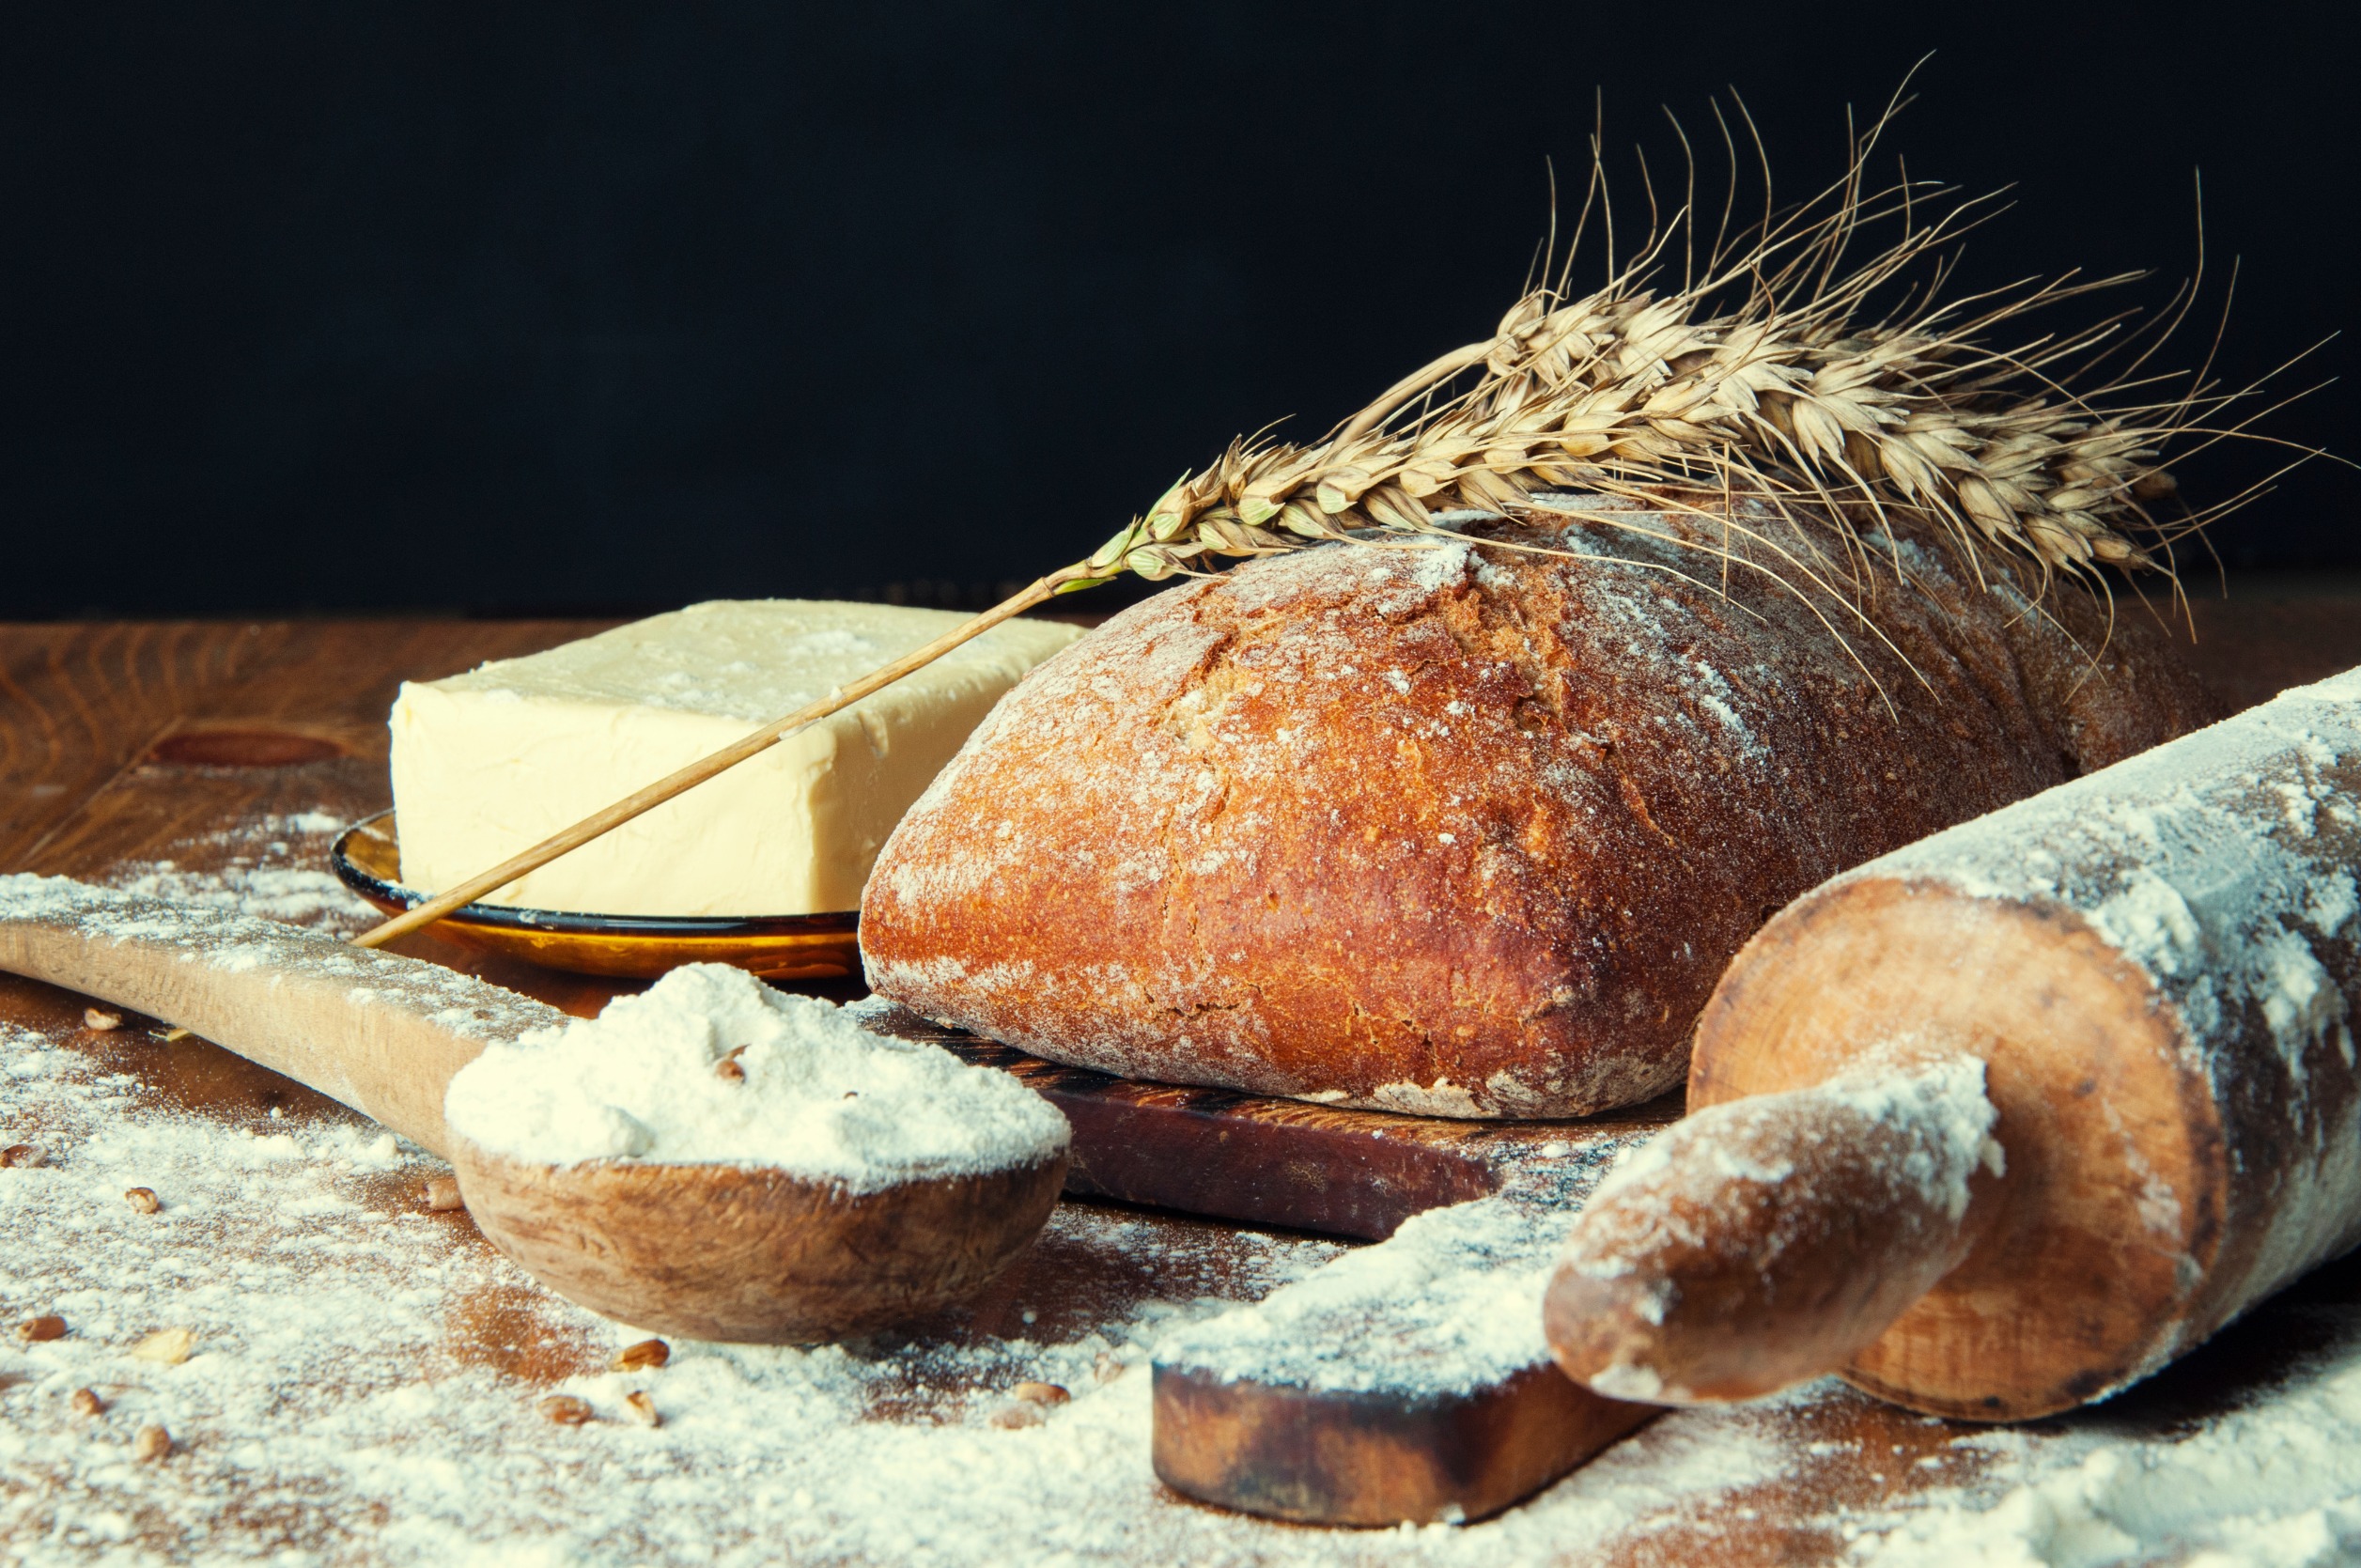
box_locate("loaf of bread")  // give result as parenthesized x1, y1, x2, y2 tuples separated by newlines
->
(859, 497, 2220, 1117)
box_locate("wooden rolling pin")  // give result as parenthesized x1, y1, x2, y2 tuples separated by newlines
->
(1546, 668, 2361, 1420)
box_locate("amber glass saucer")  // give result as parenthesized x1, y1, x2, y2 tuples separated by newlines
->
(329, 812, 862, 982)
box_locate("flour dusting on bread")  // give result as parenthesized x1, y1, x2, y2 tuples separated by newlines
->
(862, 503, 2217, 1118)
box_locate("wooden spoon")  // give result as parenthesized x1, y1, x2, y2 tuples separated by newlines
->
(0, 876, 1065, 1343)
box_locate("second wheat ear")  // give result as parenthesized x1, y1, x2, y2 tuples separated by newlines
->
(353, 92, 2281, 951)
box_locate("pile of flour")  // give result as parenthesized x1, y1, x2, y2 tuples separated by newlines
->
(443, 964, 1069, 1190)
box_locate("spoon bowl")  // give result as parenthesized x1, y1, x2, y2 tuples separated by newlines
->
(452, 1139, 1069, 1342)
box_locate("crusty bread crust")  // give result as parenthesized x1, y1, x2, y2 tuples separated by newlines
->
(860, 499, 2218, 1118)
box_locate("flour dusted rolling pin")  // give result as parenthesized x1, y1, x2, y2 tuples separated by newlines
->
(0, 877, 1067, 1342)
(1546, 669, 2361, 1420)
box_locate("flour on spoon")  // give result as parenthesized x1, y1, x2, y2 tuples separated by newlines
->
(443, 964, 1069, 1189)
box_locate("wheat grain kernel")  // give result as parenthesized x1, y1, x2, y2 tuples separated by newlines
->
(84, 1007, 124, 1032)
(423, 1175, 463, 1212)
(124, 1187, 161, 1214)
(1010, 1381, 1069, 1406)
(2, 1143, 46, 1168)
(624, 1390, 660, 1427)
(132, 1424, 172, 1462)
(17, 1314, 66, 1343)
(613, 1338, 670, 1372)
(70, 1387, 104, 1417)
(130, 1327, 194, 1364)
(538, 1395, 595, 1426)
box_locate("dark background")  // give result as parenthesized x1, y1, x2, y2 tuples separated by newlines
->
(3, 2, 2354, 619)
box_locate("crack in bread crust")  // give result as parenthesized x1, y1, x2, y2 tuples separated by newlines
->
(860, 507, 2220, 1119)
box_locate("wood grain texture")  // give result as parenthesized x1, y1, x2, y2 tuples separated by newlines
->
(2, 603, 2358, 1548)
(11, 619, 612, 879)
(2182, 572, 2361, 712)
(1142, 1111, 1668, 1526)
(863, 1001, 1676, 1241)
(1154, 1361, 1653, 1527)
(0, 621, 283, 866)
(0, 878, 564, 1156)
(454, 1141, 1069, 1343)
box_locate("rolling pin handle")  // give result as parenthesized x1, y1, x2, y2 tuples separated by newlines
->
(1544, 1049, 2008, 1405)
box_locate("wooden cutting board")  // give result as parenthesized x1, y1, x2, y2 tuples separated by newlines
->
(875, 1007, 1677, 1243)
(869, 1008, 1682, 1524)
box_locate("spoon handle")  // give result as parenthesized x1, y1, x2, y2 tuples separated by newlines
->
(0, 874, 564, 1157)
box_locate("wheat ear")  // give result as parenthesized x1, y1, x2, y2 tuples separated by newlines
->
(354, 94, 2276, 948)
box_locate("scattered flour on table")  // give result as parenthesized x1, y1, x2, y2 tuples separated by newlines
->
(0, 1014, 1331, 1566)
(1156, 1130, 1650, 1402)
(0, 873, 563, 1048)
(98, 811, 377, 934)
(443, 964, 1069, 1186)
(1848, 1310, 2361, 1567)
(0, 1004, 1806, 1568)
(8, 833, 2361, 1563)
(1159, 1193, 1566, 1399)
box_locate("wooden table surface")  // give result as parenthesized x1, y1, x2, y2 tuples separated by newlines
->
(5, 582, 2360, 1564)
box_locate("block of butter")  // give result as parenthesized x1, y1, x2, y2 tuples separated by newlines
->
(389, 600, 1082, 916)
